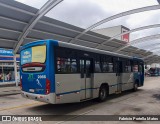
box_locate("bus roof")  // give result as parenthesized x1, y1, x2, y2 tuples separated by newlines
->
(57, 40, 143, 61)
(21, 39, 143, 61)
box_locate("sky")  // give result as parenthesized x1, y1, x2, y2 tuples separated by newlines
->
(15, 0, 160, 52)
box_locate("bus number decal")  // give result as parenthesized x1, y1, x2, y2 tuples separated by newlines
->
(38, 75, 46, 79)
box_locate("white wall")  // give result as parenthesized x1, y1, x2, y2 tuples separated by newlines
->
(94, 26, 122, 40)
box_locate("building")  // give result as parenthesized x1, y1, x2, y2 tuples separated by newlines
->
(0, 48, 20, 83)
(94, 25, 130, 43)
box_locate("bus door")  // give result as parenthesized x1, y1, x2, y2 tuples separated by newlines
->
(80, 59, 93, 100)
(116, 61, 123, 93)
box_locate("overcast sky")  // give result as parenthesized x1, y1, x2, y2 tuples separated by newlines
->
(15, 0, 160, 51)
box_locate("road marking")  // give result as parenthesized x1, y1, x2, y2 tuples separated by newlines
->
(55, 109, 94, 124)
(0, 102, 44, 111)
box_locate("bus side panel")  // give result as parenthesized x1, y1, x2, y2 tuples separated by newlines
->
(55, 74, 81, 104)
(21, 44, 48, 95)
(48, 41, 56, 94)
(20, 40, 58, 104)
(134, 72, 144, 87)
(121, 73, 134, 91)
(94, 73, 117, 95)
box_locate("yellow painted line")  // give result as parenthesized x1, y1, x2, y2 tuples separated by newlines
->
(0, 102, 44, 111)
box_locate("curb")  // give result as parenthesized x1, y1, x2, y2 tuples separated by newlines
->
(0, 83, 18, 88)
(0, 92, 20, 97)
(0, 90, 20, 97)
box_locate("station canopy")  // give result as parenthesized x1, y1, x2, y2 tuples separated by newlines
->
(0, 0, 159, 64)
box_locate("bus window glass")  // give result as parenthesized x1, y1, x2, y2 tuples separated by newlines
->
(86, 60, 91, 77)
(102, 62, 113, 72)
(133, 65, 138, 72)
(57, 58, 65, 72)
(80, 60, 84, 78)
(56, 58, 77, 73)
(108, 63, 113, 72)
(95, 61, 101, 72)
(139, 65, 142, 73)
(21, 45, 46, 65)
(125, 66, 131, 72)
(71, 59, 77, 72)
(80, 60, 84, 72)
(125, 61, 131, 72)
(102, 62, 108, 72)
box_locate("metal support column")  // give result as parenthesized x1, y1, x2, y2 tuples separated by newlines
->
(14, 55, 18, 86)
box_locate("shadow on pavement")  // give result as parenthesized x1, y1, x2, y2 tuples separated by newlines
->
(152, 94, 160, 101)
(27, 89, 144, 116)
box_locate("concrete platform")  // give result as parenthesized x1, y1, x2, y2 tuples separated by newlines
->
(0, 82, 17, 87)
(0, 86, 20, 97)
(0, 77, 160, 124)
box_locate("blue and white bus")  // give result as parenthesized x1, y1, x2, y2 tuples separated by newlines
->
(149, 67, 160, 76)
(20, 39, 144, 104)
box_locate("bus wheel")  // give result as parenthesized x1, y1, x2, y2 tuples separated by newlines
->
(98, 86, 107, 102)
(133, 83, 138, 91)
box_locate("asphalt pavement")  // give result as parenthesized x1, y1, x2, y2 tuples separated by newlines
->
(0, 86, 20, 97)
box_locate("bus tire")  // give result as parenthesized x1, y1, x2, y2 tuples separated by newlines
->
(133, 82, 138, 91)
(97, 85, 108, 102)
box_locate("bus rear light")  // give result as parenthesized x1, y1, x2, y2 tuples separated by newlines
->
(46, 78, 51, 95)
(46, 90, 49, 94)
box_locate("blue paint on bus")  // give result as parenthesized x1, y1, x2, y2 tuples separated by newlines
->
(20, 39, 144, 104)
(20, 39, 58, 95)
(149, 67, 160, 76)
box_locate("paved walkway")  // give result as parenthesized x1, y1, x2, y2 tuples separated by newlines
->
(0, 86, 20, 97)
(0, 77, 159, 124)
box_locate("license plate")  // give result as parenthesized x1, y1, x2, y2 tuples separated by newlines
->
(29, 89, 35, 92)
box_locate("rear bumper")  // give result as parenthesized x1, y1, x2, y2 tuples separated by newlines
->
(21, 91, 55, 104)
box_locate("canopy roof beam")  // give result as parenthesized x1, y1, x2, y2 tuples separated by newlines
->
(116, 34, 160, 52)
(38, 20, 112, 43)
(69, 5, 160, 43)
(14, 0, 63, 53)
(96, 24, 160, 48)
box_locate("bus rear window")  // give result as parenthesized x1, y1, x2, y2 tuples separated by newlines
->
(21, 45, 46, 65)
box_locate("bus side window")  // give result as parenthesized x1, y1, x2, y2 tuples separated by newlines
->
(101, 56, 113, 73)
(132, 61, 138, 72)
(80, 60, 84, 78)
(70, 59, 77, 72)
(108, 63, 113, 72)
(139, 64, 143, 73)
(95, 61, 101, 73)
(102, 62, 113, 72)
(57, 57, 65, 72)
(133, 65, 138, 72)
(56, 57, 77, 73)
(102, 62, 108, 72)
(86, 60, 91, 78)
(124, 60, 131, 72)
